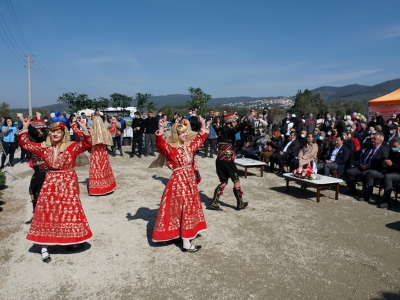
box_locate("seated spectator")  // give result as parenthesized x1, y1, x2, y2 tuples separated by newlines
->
(298, 129, 308, 149)
(317, 131, 331, 163)
(260, 130, 283, 164)
(345, 131, 389, 196)
(243, 131, 269, 159)
(317, 136, 349, 176)
(290, 133, 318, 171)
(379, 137, 400, 208)
(270, 131, 300, 175)
(385, 124, 398, 146)
(343, 131, 356, 168)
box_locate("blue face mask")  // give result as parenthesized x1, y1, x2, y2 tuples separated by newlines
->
(392, 147, 399, 153)
(390, 130, 394, 135)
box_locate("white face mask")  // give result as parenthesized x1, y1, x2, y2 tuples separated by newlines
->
(301, 134, 306, 138)
(320, 136, 324, 140)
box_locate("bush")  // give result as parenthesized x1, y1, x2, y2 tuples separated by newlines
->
(0, 171, 6, 187)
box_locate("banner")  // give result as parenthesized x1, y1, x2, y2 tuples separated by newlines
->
(368, 104, 400, 121)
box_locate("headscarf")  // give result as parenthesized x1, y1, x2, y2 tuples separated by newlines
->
(149, 120, 198, 168)
(90, 116, 113, 146)
(165, 119, 197, 147)
(41, 122, 71, 152)
(224, 113, 238, 124)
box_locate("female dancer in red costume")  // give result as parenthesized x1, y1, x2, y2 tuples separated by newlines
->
(151, 117, 209, 252)
(71, 115, 116, 195)
(18, 116, 93, 263)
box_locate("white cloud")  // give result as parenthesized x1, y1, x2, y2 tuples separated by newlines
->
(375, 24, 400, 39)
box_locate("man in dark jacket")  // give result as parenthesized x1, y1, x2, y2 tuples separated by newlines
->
(131, 111, 145, 158)
(269, 131, 300, 175)
(317, 131, 331, 163)
(189, 109, 199, 132)
(317, 135, 349, 176)
(144, 111, 158, 156)
(378, 137, 400, 208)
(345, 132, 389, 198)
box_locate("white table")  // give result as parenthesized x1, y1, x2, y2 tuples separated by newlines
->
(283, 173, 343, 203)
(234, 158, 267, 178)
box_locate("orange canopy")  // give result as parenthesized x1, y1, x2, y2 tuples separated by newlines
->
(368, 88, 400, 106)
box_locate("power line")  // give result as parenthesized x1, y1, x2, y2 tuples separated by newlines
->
(1, 0, 70, 94)
(0, 25, 24, 65)
(6, 0, 32, 54)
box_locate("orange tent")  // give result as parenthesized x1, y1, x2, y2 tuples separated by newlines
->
(368, 88, 400, 105)
(368, 88, 400, 120)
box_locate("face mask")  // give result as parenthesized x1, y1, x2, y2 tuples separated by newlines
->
(390, 130, 394, 135)
(348, 134, 352, 138)
(327, 132, 332, 136)
(286, 115, 290, 119)
(320, 136, 324, 140)
(44, 119, 48, 122)
(343, 136, 346, 140)
(392, 147, 399, 153)
(301, 134, 306, 138)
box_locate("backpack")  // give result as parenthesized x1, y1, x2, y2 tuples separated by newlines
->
(280, 122, 288, 135)
(352, 137, 361, 152)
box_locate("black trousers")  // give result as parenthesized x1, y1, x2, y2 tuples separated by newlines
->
(1, 141, 17, 166)
(132, 134, 143, 155)
(204, 139, 217, 157)
(269, 153, 289, 172)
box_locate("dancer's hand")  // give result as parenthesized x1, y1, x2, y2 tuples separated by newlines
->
(36, 111, 41, 120)
(21, 116, 31, 131)
(198, 116, 206, 129)
(77, 118, 87, 128)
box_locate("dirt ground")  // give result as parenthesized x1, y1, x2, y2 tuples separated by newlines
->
(0, 146, 399, 300)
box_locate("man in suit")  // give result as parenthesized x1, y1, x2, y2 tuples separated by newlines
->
(378, 137, 400, 208)
(269, 131, 300, 175)
(317, 135, 349, 176)
(345, 131, 389, 197)
(131, 111, 145, 158)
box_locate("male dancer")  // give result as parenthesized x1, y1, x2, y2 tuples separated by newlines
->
(210, 112, 254, 211)
(18, 113, 49, 224)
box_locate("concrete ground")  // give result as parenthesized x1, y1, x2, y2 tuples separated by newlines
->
(0, 146, 399, 300)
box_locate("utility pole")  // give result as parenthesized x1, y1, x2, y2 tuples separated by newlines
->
(25, 55, 33, 117)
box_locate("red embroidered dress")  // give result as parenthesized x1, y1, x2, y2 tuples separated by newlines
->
(72, 124, 116, 195)
(88, 144, 116, 195)
(18, 131, 93, 245)
(152, 129, 208, 242)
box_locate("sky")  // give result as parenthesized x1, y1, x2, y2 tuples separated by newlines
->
(1, 0, 400, 108)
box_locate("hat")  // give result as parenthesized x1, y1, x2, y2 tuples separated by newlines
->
(50, 122, 66, 131)
(375, 125, 382, 132)
(224, 113, 238, 124)
(31, 119, 47, 129)
(291, 114, 296, 118)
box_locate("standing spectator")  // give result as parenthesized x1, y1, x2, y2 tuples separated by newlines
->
(189, 109, 199, 131)
(156, 110, 163, 121)
(204, 117, 217, 158)
(171, 112, 180, 123)
(109, 116, 122, 156)
(262, 107, 273, 134)
(305, 113, 317, 134)
(144, 111, 158, 156)
(321, 113, 334, 133)
(1, 117, 18, 168)
(131, 111, 145, 158)
(81, 112, 91, 129)
(117, 114, 126, 145)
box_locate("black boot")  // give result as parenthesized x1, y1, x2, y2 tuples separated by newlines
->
(26, 200, 37, 224)
(233, 187, 248, 210)
(210, 185, 224, 211)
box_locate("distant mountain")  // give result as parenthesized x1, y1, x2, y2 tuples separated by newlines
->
(11, 78, 400, 113)
(311, 78, 400, 105)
